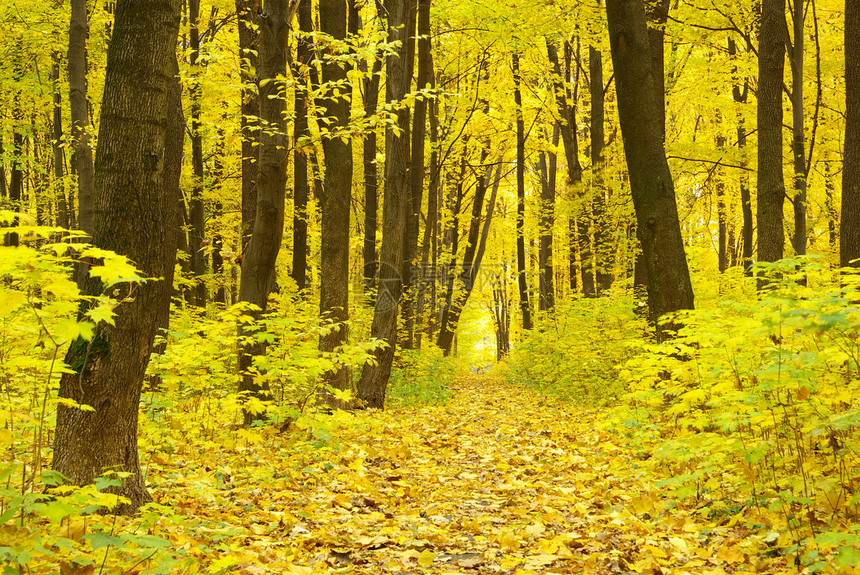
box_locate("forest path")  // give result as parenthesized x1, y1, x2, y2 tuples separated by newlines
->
(159, 376, 764, 574)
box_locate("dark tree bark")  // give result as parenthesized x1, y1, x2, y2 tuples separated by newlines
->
(319, 0, 354, 397)
(513, 53, 532, 330)
(51, 52, 70, 230)
(236, 0, 295, 423)
(236, 0, 259, 253)
(362, 59, 383, 292)
(189, 0, 208, 306)
(843, 0, 860, 267)
(757, 0, 787, 264)
(416, 66, 439, 349)
(52, 0, 182, 513)
(789, 0, 807, 256)
(5, 117, 23, 247)
(69, 0, 95, 238)
(606, 0, 694, 335)
(291, 0, 313, 292)
(357, 0, 411, 408)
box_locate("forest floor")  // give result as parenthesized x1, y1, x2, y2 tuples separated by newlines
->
(144, 375, 797, 575)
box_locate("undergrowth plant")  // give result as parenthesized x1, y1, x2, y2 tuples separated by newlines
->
(613, 258, 860, 572)
(504, 289, 648, 405)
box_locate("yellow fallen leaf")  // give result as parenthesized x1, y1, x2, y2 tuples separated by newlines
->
(418, 549, 436, 567)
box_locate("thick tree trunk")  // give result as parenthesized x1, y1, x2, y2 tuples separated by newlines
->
(319, 0, 354, 397)
(606, 0, 694, 335)
(237, 0, 294, 423)
(236, 0, 259, 252)
(758, 0, 787, 264)
(52, 0, 182, 513)
(189, 0, 207, 306)
(291, 0, 313, 292)
(357, 0, 411, 408)
(513, 54, 532, 330)
(843, 0, 860, 267)
(69, 0, 94, 238)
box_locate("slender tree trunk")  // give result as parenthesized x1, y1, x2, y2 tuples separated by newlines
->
(824, 158, 838, 264)
(538, 127, 557, 312)
(590, 45, 613, 292)
(513, 53, 532, 330)
(236, 0, 259, 252)
(716, 131, 728, 273)
(728, 38, 753, 275)
(291, 0, 313, 292)
(362, 58, 383, 292)
(357, 0, 411, 408)
(843, 0, 860, 267)
(606, 0, 695, 336)
(758, 0, 788, 264)
(236, 0, 294, 423)
(51, 52, 69, 229)
(417, 71, 439, 348)
(53, 0, 182, 513)
(189, 0, 207, 306)
(790, 0, 807, 256)
(69, 0, 94, 239)
(319, 0, 354, 398)
(402, 0, 431, 349)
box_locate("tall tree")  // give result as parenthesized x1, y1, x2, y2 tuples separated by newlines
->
(789, 0, 807, 256)
(319, 0, 354, 397)
(757, 0, 787, 264)
(357, 0, 411, 408)
(606, 0, 695, 335)
(402, 0, 432, 348)
(236, 0, 295, 422)
(589, 45, 613, 292)
(291, 0, 313, 292)
(728, 38, 754, 275)
(236, 0, 259, 252)
(538, 126, 558, 312)
(69, 0, 95, 239)
(188, 0, 208, 306)
(51, 51, 70, 229)
(52, 0, 182, 512)
(513, 53, 532, 330)
(843, 0, 860, 267)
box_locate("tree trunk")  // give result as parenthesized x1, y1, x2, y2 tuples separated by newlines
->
(319, 0, 354, 397)
(843, 0, 860, 268)
(606, 0, 695, 335)
(362, 58, 383, 292)
(402, 0, 431, 349)
(513, 53, 532, 331)
(291, 0, 313, 292)
(236, 0, 259, 253)
(790, 0, 807, 256)
(51, 52, 69, 230)
(189, 0, 207, 306)
(52, 0, 182, 513)
(758, 0, 787, 264)
(69, 0, 95, 238)
(236, 0, 294, 423)
(357, 0, 411, 408)
(538, 127, 558, 312)
(590, 45, 613, 292)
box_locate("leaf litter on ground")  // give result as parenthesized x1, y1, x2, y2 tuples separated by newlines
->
(132, 375, 809, 574)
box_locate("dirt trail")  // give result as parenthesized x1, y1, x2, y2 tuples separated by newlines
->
(160, 376, 772, 574)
